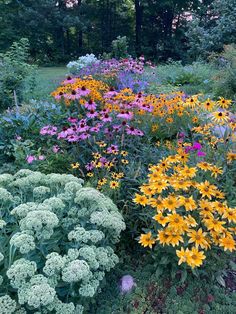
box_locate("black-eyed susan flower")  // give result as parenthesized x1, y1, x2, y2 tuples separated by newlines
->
(110, 180, 119, 189)
(186, 247, 206, 268)
(71, 162, 80, 169)
(139, 232, 156, 248)
(133, 193, 148, 206)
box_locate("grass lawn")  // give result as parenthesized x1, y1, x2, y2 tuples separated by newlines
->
(24, 67, 68, 101)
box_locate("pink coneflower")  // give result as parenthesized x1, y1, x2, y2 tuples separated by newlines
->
(40, 125, 57, 136)
(117, 111, 133, 120)
(112, 125, 122, 132)
(52, 145, 60, 153)
(38, 155, 45, 161)
(78, 133, 91, 140)
(67, 134, 79, 142)
(84, 100, 97, 110)
(62, 77, 77, 85)
(87, 110, 98, 118)
(90, 126, 100, 133)
(68, 117, 78, 123)
(100, 157, 108, 166)
(85, 162, 95, 171)
(126, 126, 144, 136)
(78, 86, 90, 96)
(101, 113, 112, 122)
(77, 120, 89, 132)
(55, 92, 64, 100)
(57, 131, 67, 139)
(26, 155, 36, 164)
(104, 90, 118, 98)
(107, 145, 119, 154)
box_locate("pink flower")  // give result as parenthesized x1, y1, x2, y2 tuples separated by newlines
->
(192, 142, 202, 150)
(52, 145, 60, 153)
(26, 155, 36, 164)
(100, 113, 112, 122)
(84, 100, 97, 110)
(68, 117, 78, 123)
(86, 110, 98, 118)
(126, 126, 144, 136)
(38, 155, 45, 161)
(67, 134, 80, 142)
(40, 125, 57, 136)
(78, 133, 91, 140)
(107, 145, 119, 154)
(117, 111, 133, 120)
(62, 77, 77, 85)
(78, 86, 90, 96)
(197, 151, 206, 157)
(85, 162, 95, 171)
(90, 126, 100, 133)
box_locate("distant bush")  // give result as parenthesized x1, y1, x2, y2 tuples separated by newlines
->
(212, 45, 236, 99)
(0, 38, 36, 112)
(150, 61, 217, 95)
(111, 36, 129, 59)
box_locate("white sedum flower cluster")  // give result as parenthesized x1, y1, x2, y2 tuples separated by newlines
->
(67, 54, 99, 74)
(0, 170, 125, 313)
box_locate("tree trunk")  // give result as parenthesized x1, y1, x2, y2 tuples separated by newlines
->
(135, 0, 142, 56)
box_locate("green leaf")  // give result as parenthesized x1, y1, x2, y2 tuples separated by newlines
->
(216, 275, 226, 288)
(229, 261, 236, 271)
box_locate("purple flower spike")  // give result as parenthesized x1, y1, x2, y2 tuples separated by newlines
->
(197, 151, 206, 157)
(120, 275, 136, 294)
(192, 142, 202, 150)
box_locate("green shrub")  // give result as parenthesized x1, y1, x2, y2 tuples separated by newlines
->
(111, 36, 129, 59)
(0, 170, 125, 313)
(150, 61, 217, 95)
(0, 38, 36, 112)
(212, 44, 236, 99)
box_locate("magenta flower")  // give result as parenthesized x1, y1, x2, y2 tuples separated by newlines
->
(86, 110, 98, 118)
(40, 125, 57, 136)
(90, 126, 100, 133)
(107, 145, 119, 154)
(117, 111, 133, 120)
(197, 151, 206, 157)
(100, 113, 112, 122)
(38, 155, 45, 161)
(84, 100, 97, 110)
(26, 155, 36, 164)
(85, 162, 95, 171)
(126, 126, 144, 136)
(192, 142, 202, 150)
(52, 145, 60, 153)
(78, 87, 90, 96)
(62, 77, 77, 85)
(68, 117, 78, 123)
(78, 133, 91, 140)
(67, 134, 80, 142)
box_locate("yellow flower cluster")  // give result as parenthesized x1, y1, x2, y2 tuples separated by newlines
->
(134, 149, 236, 268)
(51, 77, 109, 106)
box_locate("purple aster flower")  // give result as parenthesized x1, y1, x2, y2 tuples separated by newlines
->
(120, 275, 136, 294)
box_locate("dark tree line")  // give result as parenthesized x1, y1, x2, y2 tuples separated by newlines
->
(0, 0, 235, 63)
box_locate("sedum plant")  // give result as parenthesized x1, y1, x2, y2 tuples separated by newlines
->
(0, 169, 125, 313)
